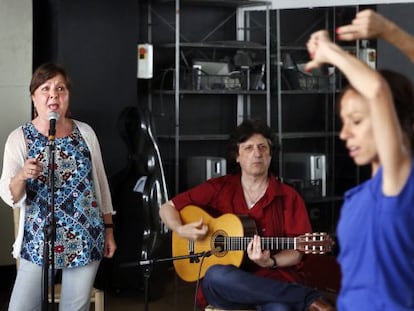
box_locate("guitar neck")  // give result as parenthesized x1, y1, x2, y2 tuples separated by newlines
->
(223, 236, 297, 251)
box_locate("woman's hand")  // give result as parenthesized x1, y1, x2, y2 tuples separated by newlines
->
(104, 229, 117, 258)
(305, 30, 333, 71)
(305, 30, 344, 74)
(336, 9, 392, 41)
(20, 158, 42, 181)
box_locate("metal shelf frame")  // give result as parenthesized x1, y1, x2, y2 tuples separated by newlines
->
(148, 0, 271, 194)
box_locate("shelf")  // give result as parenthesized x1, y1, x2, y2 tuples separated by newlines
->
(279, 45, 356, 52)
(157, 0, 270, 8)
(161, 41, 266, 50)
(158, 134, 229, 141)
(154, 89, 267, 95)
(149, 0, 271, 194)
(280, 89, 337, 95)
(159, 132, 338, 142)
(280, 132, 337, 139)
(279, 46, 308, 51)
(272, 6, 362, 234)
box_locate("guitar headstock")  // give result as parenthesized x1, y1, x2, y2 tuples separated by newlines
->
(296, 232, 333, 254)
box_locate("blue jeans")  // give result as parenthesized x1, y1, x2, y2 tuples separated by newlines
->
(202, 265, 320, 311)
(8, 258, 100, 311)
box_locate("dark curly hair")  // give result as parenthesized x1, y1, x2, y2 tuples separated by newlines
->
(226, 119, 278, 174)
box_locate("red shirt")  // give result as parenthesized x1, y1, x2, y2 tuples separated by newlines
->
(172, 173, 312, 306)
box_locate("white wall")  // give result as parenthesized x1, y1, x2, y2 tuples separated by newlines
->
(0, 0, 32, 266)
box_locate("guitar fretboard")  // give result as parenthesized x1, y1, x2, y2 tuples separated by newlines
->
(217, 237, 296, 251)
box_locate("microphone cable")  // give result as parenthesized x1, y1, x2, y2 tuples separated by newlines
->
(193, 252, 210, 311)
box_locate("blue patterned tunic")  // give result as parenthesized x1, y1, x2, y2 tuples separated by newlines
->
(20, 122, 104, 268)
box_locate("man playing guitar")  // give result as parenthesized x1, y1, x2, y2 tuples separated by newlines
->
(160, 119, 334, 311)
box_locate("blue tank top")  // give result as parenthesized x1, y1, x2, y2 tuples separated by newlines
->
(21, 122, 104, 268)
(337, 162, 414, 310)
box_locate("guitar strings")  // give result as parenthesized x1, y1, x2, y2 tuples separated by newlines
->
(215, 236, 297, 250)
(213, 234, 328, 252)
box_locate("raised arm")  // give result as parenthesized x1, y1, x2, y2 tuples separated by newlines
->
(306, 30, 410, 195)
(337, 9, 414, 63)
(306, 31, 387, 102)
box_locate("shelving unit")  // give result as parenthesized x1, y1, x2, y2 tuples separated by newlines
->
(148, 0, 271, 195)
(146, 1, 368, 232)
(271, 6, 362, 232)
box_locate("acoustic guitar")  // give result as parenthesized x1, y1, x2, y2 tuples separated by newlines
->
(172, 205, 333, 282)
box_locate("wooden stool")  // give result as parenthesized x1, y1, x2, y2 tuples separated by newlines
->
(49, 284, 104, 311)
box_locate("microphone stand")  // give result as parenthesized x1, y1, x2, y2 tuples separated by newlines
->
(121, 251, 212, 311)
(42, 126, 57, 311)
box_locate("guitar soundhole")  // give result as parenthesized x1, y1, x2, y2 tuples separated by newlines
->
(211, 230, 227, 257)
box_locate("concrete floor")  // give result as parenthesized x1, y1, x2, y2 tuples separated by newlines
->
(0, 265, 199, 311)
(105, 275, 198, 311)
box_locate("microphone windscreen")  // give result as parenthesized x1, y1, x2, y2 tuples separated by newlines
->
(48, 111, 60, 121)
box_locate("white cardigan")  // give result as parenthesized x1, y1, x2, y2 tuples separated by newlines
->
(0, 120, 115, 258)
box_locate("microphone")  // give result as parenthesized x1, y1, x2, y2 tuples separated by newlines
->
(48, 111, 60, 141)
(204, 247, 221, 257)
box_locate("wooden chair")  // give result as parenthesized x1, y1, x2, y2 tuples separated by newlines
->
(13, 208, 105, 311)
